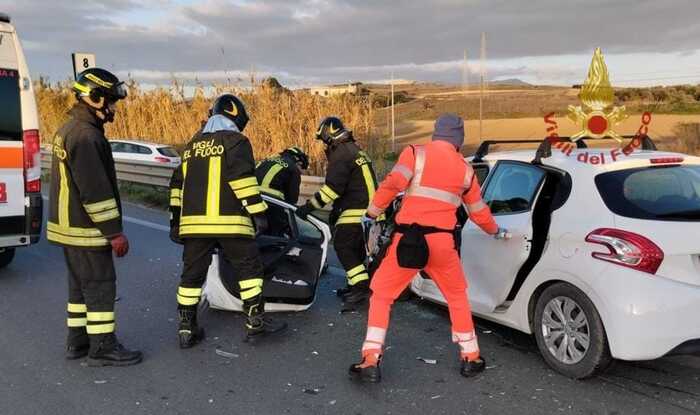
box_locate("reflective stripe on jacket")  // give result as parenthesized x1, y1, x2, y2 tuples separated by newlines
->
(47, 104, 122, 248)
(309, 140, 377, 226)
(169, 129, 266, 238)
(369, 140, 498, 233)
(255, 154, 301, 204)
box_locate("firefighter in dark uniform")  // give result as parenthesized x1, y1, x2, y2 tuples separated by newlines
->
(255, 147, 309, 204)
(255, 147, 309, 236)
(169, 94, 287, 348)
(296, 117, 378, 304)
(47, 68, 142, 366)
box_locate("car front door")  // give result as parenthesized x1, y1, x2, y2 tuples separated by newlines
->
(215, 196, 331, 309)
(462, 160, 546, 312)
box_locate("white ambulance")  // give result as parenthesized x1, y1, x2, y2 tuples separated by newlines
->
(0, 13, 42, 269)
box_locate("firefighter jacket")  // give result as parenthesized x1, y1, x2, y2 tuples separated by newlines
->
(255, 153, 301, 204)
(169, 129, 267, 238)
(368, 140, 498, 233)
(47, 104, 122, 248)
(309, 139, 378, 226)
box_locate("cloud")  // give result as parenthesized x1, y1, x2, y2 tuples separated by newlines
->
(3, 0, 700, 85)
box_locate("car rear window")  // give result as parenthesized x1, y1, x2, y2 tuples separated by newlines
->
(157, 147, 179, 157)
(0, 68, 21, 140)
(595, 165, 700, 221)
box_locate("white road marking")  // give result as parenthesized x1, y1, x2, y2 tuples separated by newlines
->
(42, 196, 168, 232)
(122, 216, 169, 232)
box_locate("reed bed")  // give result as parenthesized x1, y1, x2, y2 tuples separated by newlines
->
(35, 79, 383, 175)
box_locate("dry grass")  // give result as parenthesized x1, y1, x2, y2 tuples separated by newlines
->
(35, 79, 384, 175)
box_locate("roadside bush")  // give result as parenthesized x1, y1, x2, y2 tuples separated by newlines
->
(662, 122, 700, 155)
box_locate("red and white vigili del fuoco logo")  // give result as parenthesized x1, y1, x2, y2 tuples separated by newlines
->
(543, 48, 652, 164)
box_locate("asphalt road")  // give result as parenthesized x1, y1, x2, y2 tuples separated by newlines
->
(1, 200, 700, 415)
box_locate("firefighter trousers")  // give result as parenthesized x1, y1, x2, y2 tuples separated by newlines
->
(333, 223, 369, 286)
(64, 247, 117, 347)
(178, 237, 265, 309)
(362, 232, 481, 361)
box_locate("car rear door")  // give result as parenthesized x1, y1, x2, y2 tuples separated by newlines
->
(134, 144, 154, 162)
(0, 29, 25, 227)
(461, 160, 546, 311)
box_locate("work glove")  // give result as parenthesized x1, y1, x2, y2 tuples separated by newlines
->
(109, 233, 130, 257)
(169, 207, 183, 244)
(169, 226, 183, 245)
(494, 227, 511, 240)
(295, 201, 315, 220)
(253, 214, 269, 236)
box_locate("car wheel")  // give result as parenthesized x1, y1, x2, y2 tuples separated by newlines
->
(0, 248, 15, 269)
(533, 282, 611, 379)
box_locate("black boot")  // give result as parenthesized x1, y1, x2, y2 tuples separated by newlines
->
(66, 328, 89, 360)
(343, 280, 370, 304)
(87, 334, 143, 367)
(244, 301, 287, 342)
(178, 307, 205, 349)
(336, 285, 352, 298)
(460, 357, 486, 378)
(349, 356, 382, 383)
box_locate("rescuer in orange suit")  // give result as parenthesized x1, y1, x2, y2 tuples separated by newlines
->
(349, 114, 509, 382)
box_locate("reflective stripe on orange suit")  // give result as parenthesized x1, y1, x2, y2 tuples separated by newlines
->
(362, 140, 498, 362)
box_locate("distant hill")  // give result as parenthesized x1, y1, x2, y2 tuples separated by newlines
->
(490, 78, 532, 86)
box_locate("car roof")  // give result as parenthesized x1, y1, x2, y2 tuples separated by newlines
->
(110, 139, 172, 148)
(478, 148, 700, 174)
(0, 20, 14, 33)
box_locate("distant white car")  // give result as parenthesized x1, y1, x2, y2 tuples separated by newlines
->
(109, 139, 181, 167)
(410, 138, 700, 379)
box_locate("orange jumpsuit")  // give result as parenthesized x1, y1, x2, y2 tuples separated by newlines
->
(362, 140, 498, 362)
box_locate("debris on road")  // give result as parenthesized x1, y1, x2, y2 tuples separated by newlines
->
(303, 388, 321, 395)
(215, 349, 239, 359)
(416, 357, 437, 364)
(431, 395, 442, 400)
(312, 351, 319, 355)
(94, 380, 107, 384)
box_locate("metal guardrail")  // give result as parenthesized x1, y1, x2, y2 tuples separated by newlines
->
(40, 149, 325, 203)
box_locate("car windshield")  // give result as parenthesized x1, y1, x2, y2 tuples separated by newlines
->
(595, 165, 700, 221)
(157, 147, 179, 157)
(0, 68, 21, 140)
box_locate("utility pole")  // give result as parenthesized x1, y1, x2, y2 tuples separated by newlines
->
(391, 70, 396, 153)
(479, 32, 487, 141)
(462, 49, 468, 93)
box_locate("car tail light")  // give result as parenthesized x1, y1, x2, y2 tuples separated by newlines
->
(23, 129, 41, 193)
(650, 157, 684, 164)
(585, 228, 664, 274)
(154, 156, 171, 163)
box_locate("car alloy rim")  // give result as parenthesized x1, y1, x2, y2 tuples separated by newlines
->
(541, 296, 590, 365)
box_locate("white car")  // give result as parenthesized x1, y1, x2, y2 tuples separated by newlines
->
(410, 138, 700, 379)
(109, 139, 181, 167)
(0, 13, 42, 269)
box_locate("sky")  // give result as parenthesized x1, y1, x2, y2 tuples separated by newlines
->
(3, 0, 700, 88)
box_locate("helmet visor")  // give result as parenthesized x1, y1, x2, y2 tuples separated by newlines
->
(110, 82, 128, 100)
